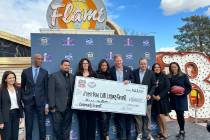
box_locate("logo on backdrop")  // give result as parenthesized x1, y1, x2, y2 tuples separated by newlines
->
(41, 37, 48, 46)
(124, 38, 134, 47)
(125, 53, 134, 60)
(85, 38, 94, 46)
(86, 52, 95, 60)
(46, 0, 107, 30)
(106, 38, 113, 45)
(142, 40, 151, 47)
(65, 53, 73, 61)
(128, 66, 134, 70)
(63, 37, 75, 46)
(43, 53, 52, 62)
(106, 51, 114, 60)
(144, 52, 150, 60)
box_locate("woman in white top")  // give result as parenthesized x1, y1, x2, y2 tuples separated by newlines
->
(0, 71, 24, 140)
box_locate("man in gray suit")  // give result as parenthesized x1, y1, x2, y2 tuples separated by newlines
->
(48, 59, 74, 140)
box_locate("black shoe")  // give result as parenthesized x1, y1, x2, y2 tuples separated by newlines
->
(176, 131, 185, 140)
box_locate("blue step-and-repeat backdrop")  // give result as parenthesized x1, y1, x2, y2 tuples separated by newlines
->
(31, 33, 158, 140)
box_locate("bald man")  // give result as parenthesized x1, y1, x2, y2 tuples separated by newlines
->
(21, 54, 48, 140)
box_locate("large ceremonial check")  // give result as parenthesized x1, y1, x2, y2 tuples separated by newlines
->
(72, 76, 148, 115)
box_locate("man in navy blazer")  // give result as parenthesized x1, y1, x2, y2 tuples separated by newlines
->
(21, 54, 48, 140)
(109, 54, 134, 140)
(133, 58, 156, 140)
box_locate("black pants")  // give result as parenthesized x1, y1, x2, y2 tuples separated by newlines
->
(2, 109, 20, 140)
(114, 113, 132, 140)
(175, 110, 185, 131)
(99, 112, 111, 140)
(78, 110, 96, 140)
(24, 104, 46, 140)
(52, 108, 73, 140)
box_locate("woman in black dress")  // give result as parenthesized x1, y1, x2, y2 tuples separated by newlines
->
(0, 71, 24, 140)
(96, 59, 112, 140)
(76, 58, 97, 140)
(152, 63, 170, 139)
(168, 62, 192, 140)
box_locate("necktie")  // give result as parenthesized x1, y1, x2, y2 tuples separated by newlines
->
(34, 68, 38, 83)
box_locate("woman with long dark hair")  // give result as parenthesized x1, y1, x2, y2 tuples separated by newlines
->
(168, 62, 192, 140)
(151, 63, 170, 139)
(75, 58, 97, 140)
(96, 59, 111, 140)
(0, 71, 23, 140)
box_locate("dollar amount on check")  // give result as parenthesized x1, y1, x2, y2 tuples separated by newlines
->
(72, 76, 148, 115)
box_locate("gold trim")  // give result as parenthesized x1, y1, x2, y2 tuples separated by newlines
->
(0, 57, 31, 67)
(0, 31, 31, 47)
(106, 19, 125, 35)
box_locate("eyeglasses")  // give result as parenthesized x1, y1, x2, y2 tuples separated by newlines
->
(82, 63, 89, 64)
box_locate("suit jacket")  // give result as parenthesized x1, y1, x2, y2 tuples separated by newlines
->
(110, 66, 134, 82)
(169, 74, 192, 111)
(21, 67, 48, 107)
(133, 68, 156, 105)
(48, 71, 74, 112)
(0, 88, 23, 123)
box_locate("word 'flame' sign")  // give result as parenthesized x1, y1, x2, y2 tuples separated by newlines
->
(46, 0, 107, 30)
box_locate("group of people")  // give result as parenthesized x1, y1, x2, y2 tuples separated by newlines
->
(0, 53, 192, 140)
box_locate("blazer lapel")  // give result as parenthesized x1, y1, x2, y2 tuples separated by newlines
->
(15, 88, 20, 102)
(59, 71, 67, 88)
(136, 69, 140, 84)
(29, 67, 35, 84)
(5, 89, 11, 105)
(142, 69, 148, 84)
(36, 68, 43, 83)
(123, 66, 128, 80)
(112, 67, 117, 81)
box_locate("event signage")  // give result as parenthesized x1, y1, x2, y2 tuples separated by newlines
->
(72, 76, 148, 115)
(46, 0, 107, 29)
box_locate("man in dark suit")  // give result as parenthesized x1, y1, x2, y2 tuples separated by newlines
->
(110, 54, 134, 140)
(133, 58, 156, 140)
(21, 54, 48, 140)
(48, 59, 74, 140)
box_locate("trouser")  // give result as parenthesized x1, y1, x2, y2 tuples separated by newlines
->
(99, 112, 111, 140)
(114, 113, 132, 140)
(2, 109, 20, 140)
(77, 110, 96, 140)
(135, 105, 152, 137)
(175, 110, 185, 131)
(24, 104, 46, 140)
(52, 108, 73, 140)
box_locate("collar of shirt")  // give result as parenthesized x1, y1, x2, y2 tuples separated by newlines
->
(32, 66, 40, 76)
(115, 66, 123, 71)
(139, 69, 146, 73)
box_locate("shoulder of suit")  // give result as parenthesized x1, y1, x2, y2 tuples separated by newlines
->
(123, 66, 130, 70)
(133, 68, 139, 73)
(146, 69, 154, 74)
(23, 67, 32, 72)
(49, 71, 59, 78)
(110, 66, 115, 70)
(69, 73, 74, 77)
(40, 67, 48, 73)
(52, 71, 60, 76)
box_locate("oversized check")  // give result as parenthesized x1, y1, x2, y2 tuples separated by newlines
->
(72, 76, 148, 115)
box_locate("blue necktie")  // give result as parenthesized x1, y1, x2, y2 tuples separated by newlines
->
(33, 68, 38, 83)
